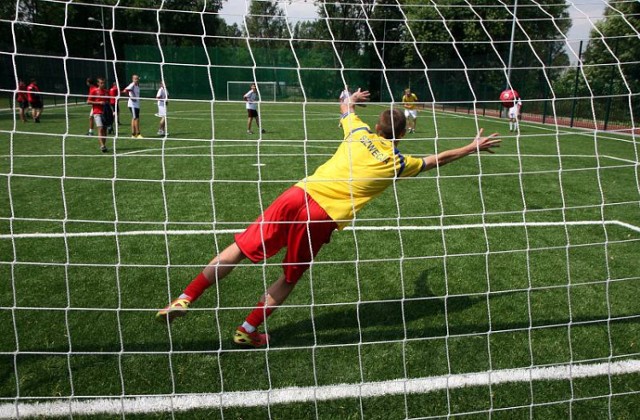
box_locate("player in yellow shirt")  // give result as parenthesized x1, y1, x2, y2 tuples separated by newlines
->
(402, 87, 419, 133)
(156, 88, 501, 347)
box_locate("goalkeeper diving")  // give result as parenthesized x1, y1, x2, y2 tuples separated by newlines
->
(156, 87, 501, 348)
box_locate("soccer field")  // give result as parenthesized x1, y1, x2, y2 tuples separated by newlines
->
(1, 99, 639, 418)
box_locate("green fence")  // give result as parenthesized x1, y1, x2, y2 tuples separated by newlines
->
(1, 43, 635, 131)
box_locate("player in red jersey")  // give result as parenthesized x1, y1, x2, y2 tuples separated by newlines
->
(26, 79, 43, 122)
(108, 82, 119, 134)
(87, 77, 109, 152)
(86, 78, 97, 135)
(15, 79, 28, 123)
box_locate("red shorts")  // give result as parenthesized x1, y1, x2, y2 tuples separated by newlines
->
(235, 186, 337, 283)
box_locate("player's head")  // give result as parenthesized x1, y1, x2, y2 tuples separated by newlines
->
(132, 74, 139, 84)
(30, 79, 37, 85)
(376, 108, 406, 141)
(251, 83, 257, 91)
(404, 88, 411, 95)
(96, 77, 105, 88)
(86, 77, 95, 87)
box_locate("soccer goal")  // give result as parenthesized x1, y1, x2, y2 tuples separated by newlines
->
(2, 0, 639, 418)
(227, 81, 278, 102)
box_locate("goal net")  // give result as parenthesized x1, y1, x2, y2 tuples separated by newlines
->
(1, 0, 639, 418)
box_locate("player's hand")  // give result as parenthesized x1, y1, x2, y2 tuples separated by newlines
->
(472, 128, 501, 154)
(349, 89, 370, 104)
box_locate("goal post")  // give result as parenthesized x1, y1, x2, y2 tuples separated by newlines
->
(2, 0, 639, 418)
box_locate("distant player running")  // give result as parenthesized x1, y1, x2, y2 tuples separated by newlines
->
(402, 88, 419, 133)
(508, 97, 522, 132)
(156, 87, 501, 348)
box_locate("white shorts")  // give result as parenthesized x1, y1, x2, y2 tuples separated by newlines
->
(156, 105, 166, 117)
(404, 109, 418, 119)
(92, 114, 104, 127)
(508, 108, 518, 119)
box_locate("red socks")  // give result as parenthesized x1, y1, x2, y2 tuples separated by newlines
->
(245, 301, 274, 328)
(182, 273, 275, 330)
(182, 272, 212, 302)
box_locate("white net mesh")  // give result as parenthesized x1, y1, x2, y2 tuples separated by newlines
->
(0, 0, 639, 418)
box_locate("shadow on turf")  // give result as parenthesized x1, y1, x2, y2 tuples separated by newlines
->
(269, 269, 484, 347)
(11, 267, 629, 354)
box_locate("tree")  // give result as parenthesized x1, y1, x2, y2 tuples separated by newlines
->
(580, 0, 639, 121)
(400, 1, 571, 104)
(311, 0, 379, 98)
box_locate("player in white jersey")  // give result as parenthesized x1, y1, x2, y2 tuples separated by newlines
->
(156, 81, 168, 136)
(243, 83, 265, 134)
(123, 74, 142, 138)
(508, 97, 522, 132)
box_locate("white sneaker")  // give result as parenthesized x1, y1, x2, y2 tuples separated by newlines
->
(157, 130, 165, 135)
(247, 130, 253, 134)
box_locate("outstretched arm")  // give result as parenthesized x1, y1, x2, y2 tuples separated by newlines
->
(422, 128, 501, 171)
(340, 88, 370, 115)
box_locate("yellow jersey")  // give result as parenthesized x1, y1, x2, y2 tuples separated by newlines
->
(402, 93, 418, 109)
(295, 113, 425, 229)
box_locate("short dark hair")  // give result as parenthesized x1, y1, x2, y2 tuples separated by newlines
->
(378, 109, 406, 139)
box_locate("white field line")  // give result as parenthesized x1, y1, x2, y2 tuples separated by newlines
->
(435, 106, 640, 140)
(1, 359, 639, 418)
(1, 220, 639, 240)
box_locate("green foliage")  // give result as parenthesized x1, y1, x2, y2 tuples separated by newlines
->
(581, 0, 640, 118)
(552, 1, 639, 123)
(402, 0, 571, 102)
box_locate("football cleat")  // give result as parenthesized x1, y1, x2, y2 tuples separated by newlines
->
(156, 298, 191, 323)
(233, 326, 269, 348)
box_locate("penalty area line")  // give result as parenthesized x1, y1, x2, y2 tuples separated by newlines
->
(1, 220, 639, 240)
(1, 359, 639, 418)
